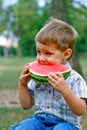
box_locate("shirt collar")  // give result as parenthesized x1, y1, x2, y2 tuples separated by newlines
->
(65, 62, 72, 69)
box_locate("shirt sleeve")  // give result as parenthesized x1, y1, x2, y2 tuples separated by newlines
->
(72, 76, 87, 104)
(27, 79, 37, 90)
(27, 79, 38, 97)
(67, 70, 87, 104)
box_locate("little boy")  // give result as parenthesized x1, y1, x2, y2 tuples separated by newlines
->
(11, 17, 87, 130)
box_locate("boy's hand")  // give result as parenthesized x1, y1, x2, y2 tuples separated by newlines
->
(19, 63, 31, 86)
(47, 72, 68, 93)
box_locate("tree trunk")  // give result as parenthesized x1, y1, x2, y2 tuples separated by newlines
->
(17, 37, 22, 58)
(51, 0, 69, 22)
(51, 0, 83, 76)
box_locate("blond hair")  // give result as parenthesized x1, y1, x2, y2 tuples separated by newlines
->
(35, 17, 78, 52)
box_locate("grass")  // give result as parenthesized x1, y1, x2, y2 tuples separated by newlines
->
(0, 57, 35, 90)
(0, 107, 35, 130)
(0, 56, 87, 130)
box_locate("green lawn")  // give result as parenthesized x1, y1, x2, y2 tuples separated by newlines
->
(0, 56, 87, 130)
(0, 107, 35, 130)
(0, 57, 35, 90)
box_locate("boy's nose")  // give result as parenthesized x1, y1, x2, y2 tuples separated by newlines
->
(39, 55, 47, 64)
(40, 56, 46, 61)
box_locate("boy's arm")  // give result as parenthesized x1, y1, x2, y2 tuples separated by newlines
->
(47, 72, 86, 116)
(18, 64, 34, 109)
(60, 84, 86, 116)
(18, 83, 34, 109)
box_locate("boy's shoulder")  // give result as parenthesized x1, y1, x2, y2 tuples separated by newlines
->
(66, 62, 84, 80)
(70, 69, 84, 80)
(67, 68, 86, 86)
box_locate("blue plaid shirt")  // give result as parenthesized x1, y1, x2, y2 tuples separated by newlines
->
(28, 63, 87, 130)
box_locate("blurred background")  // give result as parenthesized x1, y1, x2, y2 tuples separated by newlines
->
(0, 0, 87, 130)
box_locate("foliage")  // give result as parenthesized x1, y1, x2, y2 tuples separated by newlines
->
(0, 46, 17, 57)
(14, 0, 51, 56)
(0, 0, 87, 57)
(8, 46, 17, 56)
(0, 0, 6, 32)
(0, 46, 4, 56)
(68, 2, 87, 53)
(0, 0, 51, 57)
(13, 0, 38, 56)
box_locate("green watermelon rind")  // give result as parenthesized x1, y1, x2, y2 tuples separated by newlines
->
(29, 69, 71, 85)
(31, 78, 50, 85)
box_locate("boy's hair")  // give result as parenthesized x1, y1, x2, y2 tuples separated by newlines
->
(35, 17, 78, 52)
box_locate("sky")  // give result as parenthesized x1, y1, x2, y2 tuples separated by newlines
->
(0, 35, 18, 47)
(2, 0, 87, 9)
(2, 0, 87, 7)
(2, 0, 46, 7)
(80, 0, 87, 5)
(2, 0, 18, 8)
(74, 0, 87, 7)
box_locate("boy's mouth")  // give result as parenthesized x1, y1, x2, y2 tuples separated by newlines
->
(38, 60, 48, 65)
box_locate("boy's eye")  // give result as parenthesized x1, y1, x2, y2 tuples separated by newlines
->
(45, 52, 51, 55)
(37, 50, 40, 54)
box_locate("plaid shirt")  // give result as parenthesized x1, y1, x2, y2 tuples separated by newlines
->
(28, 63, 87, 130)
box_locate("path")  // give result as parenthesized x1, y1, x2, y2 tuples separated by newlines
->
(0, 89, 20, 107)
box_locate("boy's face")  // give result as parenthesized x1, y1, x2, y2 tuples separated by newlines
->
(36, 42, 70, 65)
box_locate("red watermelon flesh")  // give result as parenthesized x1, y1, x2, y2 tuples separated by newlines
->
(30, 61, 70, 75)
(29, 61, 71, 85)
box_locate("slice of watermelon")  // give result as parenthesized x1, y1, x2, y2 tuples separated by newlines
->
(29, 61, 71, 85)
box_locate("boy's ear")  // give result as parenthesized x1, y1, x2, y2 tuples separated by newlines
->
(64, 48, 72, 59)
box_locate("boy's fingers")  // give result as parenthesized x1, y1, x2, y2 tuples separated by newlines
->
(24, 63, 30, 69)
(56, 72, 63, 77)
(47, 73, 57, 82)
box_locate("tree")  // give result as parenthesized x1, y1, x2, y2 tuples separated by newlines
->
(0, 0, 86, 59)
(51, 0, 69, 22)
(13, 0, 51, 57)
(0, 0, 6, 32)
(12, 0, 39, 57)
(51, 0, 83, 76)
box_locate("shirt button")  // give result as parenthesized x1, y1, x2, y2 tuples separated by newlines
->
(49, 90, 51, 93)
(47, 106, 50, 109)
